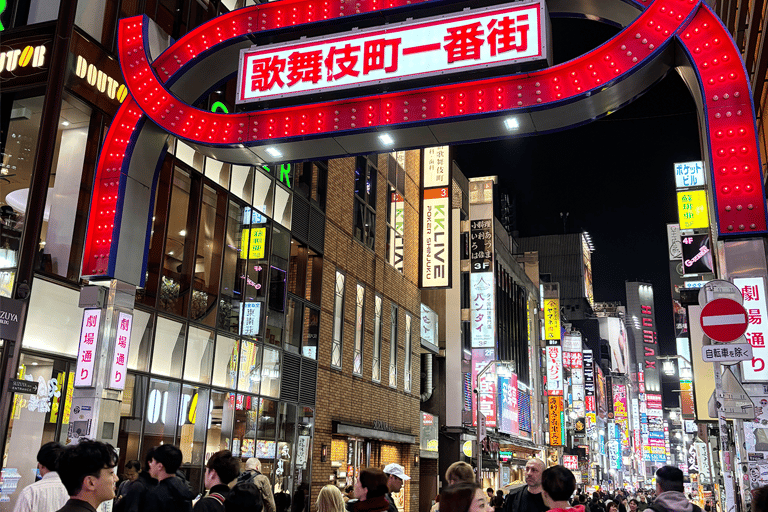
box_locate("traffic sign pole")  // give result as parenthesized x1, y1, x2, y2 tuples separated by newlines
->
(713, 362, 737, 512)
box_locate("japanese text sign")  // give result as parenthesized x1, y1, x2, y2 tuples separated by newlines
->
(423, 146, 450, 188)
(677, 189, 709, 230)
(108, 312, 133, 390)
(240, 301, 262, 336)
(470, 272, 495, 347)
(546, 344, 563, 396)
(674, 161, 706, 188)
(472, 349, 496, 427)
(548, 396, 563, 446)
(544, 298, 560, 340)
(563, 454, 578, 470)
(421, 187, 450, 287)
(470, 219, 493, 272)
(701, 343, 753, 362)
(735, 277, 768, 381)
(75, 309, 101, 387)
(241, 227, 267, 259)
(237, 1, 547, 103)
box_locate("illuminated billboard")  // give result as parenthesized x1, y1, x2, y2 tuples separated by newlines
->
(674, 161, 706, 188)
(676, 190, 709, 230)
(237, 1, 549, 103)
(735, 277, 768, 381)
(548, 396, 563, 446)
(544, 299, 560, 340)
(598, 317, 630, 374)
(421, 146, 451, 288)
(546, 343, 563, 396)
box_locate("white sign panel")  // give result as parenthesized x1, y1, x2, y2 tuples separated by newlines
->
(421, 187, 450, 287)
(701, 343, 753, 362)
(108, 312, 133, 390)
(421, 303, 438, 346)
(423, 146, 450, 188)
(237, 1, 547, 103)
(674, 161, 706, 189)
(240, 302, 262, 336)
(470, 272, 495, 347)
(546, 344, 563, 395)
(563, 333, 582, 353)
(75, 309, 102, 388)
(735, 277, 768, 381)
(667, 223, 682, 260)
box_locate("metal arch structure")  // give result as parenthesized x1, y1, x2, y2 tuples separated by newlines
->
(82, 0, 768, 286)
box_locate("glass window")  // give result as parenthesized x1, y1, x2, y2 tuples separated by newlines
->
(295, 407, 314, 500)
(231, 165, 254, 203)
(192, 185, 226, 327)
(302, 306, 319, 360)
(295, 161, 328, 211)
(265, 309, 284, 347)
(212, 335, 239, 389)
(128, 309, 154, 371)
(118, 374, 148, 472)
(184, 326, 214, 384)
(151, 317, 186, 379)
(288, 242, 308, 298)
(389, 304, 398, 388)
(207, 390, 236, 460)
(268, 266, 287, 313)
(159, 168, 193, 317)
(27, 1, 61, 24)
(331, 270, 345, 369)
(372, 294, 382, 382)
(274, 185, 292, 229)
(258, 397, 277, 446)
(253, 169, 274, 219)
(238, 340, 262, 394)
(307, 252, 323, 305)
(233, 393, 260, 460)
(142, 379, 182, 461)
(219, 200, 246, 334)
(284, 299, 303, 355)
(404, 312, 412, 393)
(23, 279, 82, 357)
(353, 283, 365, 376)
(275, 403, 296, 492)
(386, 153, 406, 272)
(353, 156, 376, 250)
(204, 158, 230, 188)
(175, 141, 204, 171)
(179, 384, 209, 493)
(261, 347, 281, 398)
(0, 95, 43, 295)
(75, 0, 108, 43)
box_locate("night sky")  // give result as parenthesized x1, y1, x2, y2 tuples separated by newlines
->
(452, 18, 702, 354)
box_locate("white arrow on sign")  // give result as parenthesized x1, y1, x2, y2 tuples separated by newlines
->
(701, 343, 754, 362)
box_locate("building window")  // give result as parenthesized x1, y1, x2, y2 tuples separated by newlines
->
(404, 312, 412, 393)
(353, 156, 376, 250)
(386, 153, 405, 272)
(389, 304, 398, 388)
(372, 294, 383, 382)
(353, 283, 365, 376)
(332, 270, 345, 369)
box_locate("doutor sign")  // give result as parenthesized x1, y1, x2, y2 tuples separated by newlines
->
(700, 298, 749, 342)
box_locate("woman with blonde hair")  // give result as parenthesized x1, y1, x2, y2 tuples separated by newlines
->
(316, 485, 346, 512)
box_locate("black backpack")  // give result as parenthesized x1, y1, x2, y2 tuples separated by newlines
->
(226, 473, 264, 512)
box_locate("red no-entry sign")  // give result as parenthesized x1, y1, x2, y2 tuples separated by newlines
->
(700, 298, 749, 342)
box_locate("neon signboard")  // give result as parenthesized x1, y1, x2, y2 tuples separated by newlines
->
(237, 1, 548, 104)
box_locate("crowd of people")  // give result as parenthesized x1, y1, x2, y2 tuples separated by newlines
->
(10, 438, 768, 512)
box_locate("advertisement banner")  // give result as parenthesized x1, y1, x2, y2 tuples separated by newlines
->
(470, 272, 495, 348)
(564, 455, 578, 470)
(108, 312, 133, 390)
(518, 388, 532, 435)
(681, 234, 713, 275)
(735, 277, 768, 381)
(548, 396, 563, 446)
(472, 349, 496, 427)
(546, 344, 563, 396)
(744, 384, 768, 462)
(470, 219, 494, 273)
(389, 191, 405, 272)
(677, 189, 709, 229)
(598, 317, 630, 374)
(674, 161, 706, 188)
(421, 187, 450, 288)
(420, 412, 439, 452)
(423, 146, 450, 188)
(563, 333, 582, 353)
(544, 299, 561, 340)
(75, 309, 102, 388)
(667, 223, 683, 260)
(613, 384, 630, 449)
(680, 378, 695, 417)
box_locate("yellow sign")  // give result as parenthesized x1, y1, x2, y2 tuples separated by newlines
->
(544, 299, 561, 340)
(250, 228, 266, 259)
(240, 229, 250, 259)
(677, 190, 709, 229)
(462, 440, 473, 457)
(548, 396, 563, 446)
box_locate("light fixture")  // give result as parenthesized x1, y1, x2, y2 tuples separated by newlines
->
(504, 117, 520, 130)
(179, 230, 187, 237)
(61, 121, 70, 127)
(378, 133, 394, 146)
(669, 411, 677, 420)
(321, 444, 328, 462)
(414, 453, 419, 466)
(662, 359, 676, 376)
(265, 147, 282, 158)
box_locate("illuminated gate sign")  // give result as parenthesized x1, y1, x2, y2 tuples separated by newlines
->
(237, 1, 549, 103)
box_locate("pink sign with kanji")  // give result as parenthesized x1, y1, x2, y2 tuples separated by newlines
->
(237, 1, 547, 103)
(735, 277, 768, 381)
(108, 312, 133, 390)
(75, 309, 101, 387)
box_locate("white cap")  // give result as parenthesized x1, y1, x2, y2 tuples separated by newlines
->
(383, 463, 410, 481)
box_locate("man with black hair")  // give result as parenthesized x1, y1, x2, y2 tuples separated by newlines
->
(54, 439, 119, 512)
(115, 449, 158, 512)
(650, 466, 701, 512)
(193, 451, 240, 512)
(540, 465, 580, 512)
(145, 444, 194, 512)
(13, 442, 69, 512)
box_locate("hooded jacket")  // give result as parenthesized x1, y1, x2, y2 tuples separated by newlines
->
(650, 491, 700, 512)
(145, 475, 195, 512)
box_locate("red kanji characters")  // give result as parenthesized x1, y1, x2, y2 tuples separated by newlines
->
(487, 14, 529, 57)
(115, 353, 125, 366)
(83, 332, 95, 345)
(118, 335, 127, 349)
(250, 56, 286, 92)
(120, 318, 130, 331)
(749, 308, 762, 324)
(325, 43, 361, 81)
(86, 315, 98, 327)
(743, 285, 760, 301)
(81, 350, 93, 363)
(80, 368, 88, 380)
(363, 38, 401, 74)
(747, 332, 765, 347)
(287, 50, 324, 86)
(444, 22, 484, 63)
(114, 371, 122, 382)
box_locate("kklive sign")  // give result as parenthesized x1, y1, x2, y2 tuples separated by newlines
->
(237, 1, 549, 103)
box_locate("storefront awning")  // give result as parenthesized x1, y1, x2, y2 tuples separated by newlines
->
(333, 421, 416, 444)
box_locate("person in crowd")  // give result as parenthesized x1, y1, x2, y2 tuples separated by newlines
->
(589, 492, 605, 512)
(628, 499, 638, 512)
(343, 486, 355, 503)
(13, 441, 68, 512)
(241, 458, 277, 512)
(502, 458, 548, 512)
(193, 450, 240, 512)
(617, 495, 628, 512)
(115, 450, 158, 512)
(383, 463, 409, 512)
(352, 468, 390, 512)
(636, 492, 649, 511)
(606, 502, 619, 512)
(650, 466, 702, 512)
(54, 439, 119, 512)
(445, 462, 475, 486)
(145, 444, 195, 512)
(540, 465, 583, 512)
(115, 460, 141, 505)
(316, 485, 346, 512)
(487, 488, 495, 505)
(291, 483, 308, 512)
(439, 482, 487, 512)
(493, 490, 505, 512)
(577, 494, 591, 512)
(753, 485, 768, 512)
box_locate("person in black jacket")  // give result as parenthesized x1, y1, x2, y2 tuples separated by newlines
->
(193, 451, 240, 512)
(115, 450, 158, 512)
(54, 439, 119, 512)
(145, 444, 195, 512)
(502, 458, 547, 512)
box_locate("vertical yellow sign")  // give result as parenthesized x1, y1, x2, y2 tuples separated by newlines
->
(250, 228, 266, 260)
(544, 299, 561, 340)
(240, 229, 250, 259)
(676, 190, 709, 229)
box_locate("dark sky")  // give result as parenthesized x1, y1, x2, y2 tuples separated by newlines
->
(452, 18, 701, 353)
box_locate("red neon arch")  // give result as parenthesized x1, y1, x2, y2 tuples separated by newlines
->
(82, 0, 767, 283)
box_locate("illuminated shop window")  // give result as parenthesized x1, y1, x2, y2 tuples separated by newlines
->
(372, 294, 383, 382)
(192, 185, 226, 327)
(331, 270, 345, 369)
(389, 304, 398, 388)
(353, 283, 365, 376)
(159, 168, 193, 317)
(353, 156, 376, 250)
(386, 153, 406, 272)
(151, 317, 186, 379)
(211, 334, 239, 389)
(238, 339, 263, 394)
